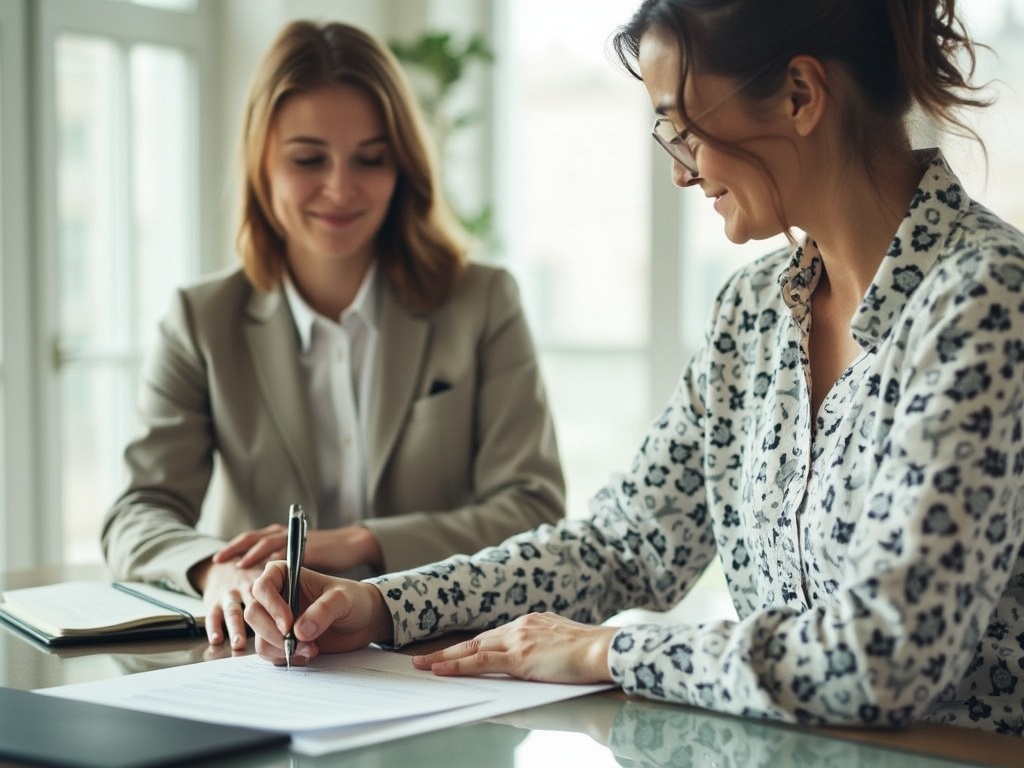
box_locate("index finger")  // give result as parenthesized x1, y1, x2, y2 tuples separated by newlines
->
(412, 636, 484, 668)
(213, 530, 261, 563)
(214, 524, 285, 562)
(247, 561, 290, 633)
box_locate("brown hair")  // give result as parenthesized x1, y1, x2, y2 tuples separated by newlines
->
(236, 20, 467, 311)
(612, 0, 991, 230)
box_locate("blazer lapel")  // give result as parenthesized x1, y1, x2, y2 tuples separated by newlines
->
(367, 284, 429, 504)
(244, 288, 319, 505)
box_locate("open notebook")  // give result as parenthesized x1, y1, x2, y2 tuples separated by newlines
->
(0, 580, 207, 646)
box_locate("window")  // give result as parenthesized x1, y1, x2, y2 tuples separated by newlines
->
(31, 0, 211, 564)
(52, 34, 197, 561)
(944, 3, 1024, 233)
(497, 0, 654, 519)
(0, 0, 30, 572)
(0, 12, 7, 564)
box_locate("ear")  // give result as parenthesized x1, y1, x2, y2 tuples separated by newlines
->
(780, 55, 828, 137)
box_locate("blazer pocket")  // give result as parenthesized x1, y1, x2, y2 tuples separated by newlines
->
(427, 378, 452, 396)
(389, 384, 473, 509)
(408, 384, 462, 423)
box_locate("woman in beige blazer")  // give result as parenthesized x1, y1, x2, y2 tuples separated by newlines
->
(101, 20, 564, 649)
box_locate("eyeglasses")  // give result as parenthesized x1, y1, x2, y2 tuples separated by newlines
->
(652, 118, 698, 176)
(651, 60, 783, 178)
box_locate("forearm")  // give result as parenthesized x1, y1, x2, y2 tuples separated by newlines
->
(370, 515, 648, 647)
(102, 493, 222, 595)
(365, 482, 562, 572)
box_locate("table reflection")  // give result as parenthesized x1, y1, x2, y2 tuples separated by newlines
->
(489, 696, 971, 768)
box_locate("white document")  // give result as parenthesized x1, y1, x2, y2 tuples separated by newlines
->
(291, 660, 614, 756)
(39, 646, 612, 756)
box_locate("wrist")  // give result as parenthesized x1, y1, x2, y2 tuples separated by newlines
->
(187, 557, 214, 593)
(357, 525, 384, 572)
(366, 584, 395, 645)
(586, 627, 616, 683)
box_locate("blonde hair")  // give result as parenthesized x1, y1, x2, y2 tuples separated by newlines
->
(236, 20, 467, 311)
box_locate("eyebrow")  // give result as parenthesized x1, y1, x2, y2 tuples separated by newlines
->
(284, 135, 388, 147)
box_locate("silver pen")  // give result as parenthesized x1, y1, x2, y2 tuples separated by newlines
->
(284, 503, 307, 670)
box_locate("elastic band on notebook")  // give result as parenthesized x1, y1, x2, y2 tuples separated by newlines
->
(113, 582, 200, 636)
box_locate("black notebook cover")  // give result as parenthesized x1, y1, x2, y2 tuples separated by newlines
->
(0, 607, 203, 647)
(0, 687, 290, 767)
(0, 582, 205, 647)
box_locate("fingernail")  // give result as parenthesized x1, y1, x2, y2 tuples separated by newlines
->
(298, 619, 317, 636)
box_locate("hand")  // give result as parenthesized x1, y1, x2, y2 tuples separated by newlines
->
(245, 561, 394, 665)
(411, 612, 617, 684)
(215, 525, 383, 573)
(191, 558, 265, 650)
(212, 524, 287, 566)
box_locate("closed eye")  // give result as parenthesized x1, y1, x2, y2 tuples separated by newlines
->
(354, 153, 389, 168)
(292, 155, 326, 168)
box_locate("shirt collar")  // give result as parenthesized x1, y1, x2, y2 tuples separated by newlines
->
(851, 148, 966, 346)
(777, 148, 968, 347)
(283, 262, 380, 353)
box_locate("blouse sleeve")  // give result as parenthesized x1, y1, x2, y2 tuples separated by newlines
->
(369, 321, 721, 647)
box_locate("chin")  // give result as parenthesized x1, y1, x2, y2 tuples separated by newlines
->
(721, 223, 752, 245)
(722, 218, 782, 245)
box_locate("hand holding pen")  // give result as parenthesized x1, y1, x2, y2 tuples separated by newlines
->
(284, 503, 307, 670)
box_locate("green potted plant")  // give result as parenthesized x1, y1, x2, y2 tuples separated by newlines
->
(389, 30, 494, 237)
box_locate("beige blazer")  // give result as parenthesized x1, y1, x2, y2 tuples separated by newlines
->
(101, 263, 565, 595)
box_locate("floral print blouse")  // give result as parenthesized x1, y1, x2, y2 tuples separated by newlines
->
(370, 150, 1024, 734)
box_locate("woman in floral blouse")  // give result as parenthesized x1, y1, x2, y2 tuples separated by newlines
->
(247, 0, 1024, 733)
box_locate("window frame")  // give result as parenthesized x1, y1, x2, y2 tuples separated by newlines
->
(26, 0, 217, 566)
(0, 0, 33, 571)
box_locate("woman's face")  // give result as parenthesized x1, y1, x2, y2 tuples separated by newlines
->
(638, 31, 793, 244)
(263, 85, 398, 275)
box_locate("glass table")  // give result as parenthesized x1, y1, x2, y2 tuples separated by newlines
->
(1, 565, 1016, 767)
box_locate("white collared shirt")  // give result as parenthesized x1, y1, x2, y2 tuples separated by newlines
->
(284, 265, 379, 528)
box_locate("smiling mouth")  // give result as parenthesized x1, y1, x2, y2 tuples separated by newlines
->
(315, 211, 361, 227)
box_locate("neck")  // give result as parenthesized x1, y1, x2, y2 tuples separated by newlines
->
(801, 146, 921, 311)
(287, 252, 373, 320)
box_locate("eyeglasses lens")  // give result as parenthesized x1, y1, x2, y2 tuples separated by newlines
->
(652, 118, 697, 175)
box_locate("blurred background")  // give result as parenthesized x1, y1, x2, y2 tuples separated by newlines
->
(1, 0, 1022, 621)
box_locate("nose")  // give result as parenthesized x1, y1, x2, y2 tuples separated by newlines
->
(323, 162, 356, 201)
(671, 160, 701, 188)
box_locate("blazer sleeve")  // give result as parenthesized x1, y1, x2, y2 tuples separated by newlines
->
(364, 267, 566, 571)
(100, 287, 225, 596)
